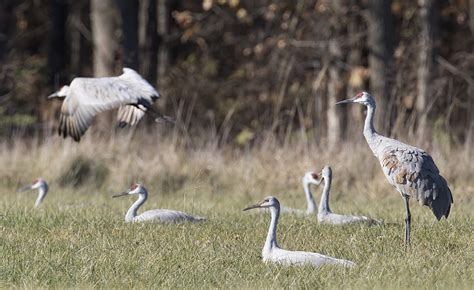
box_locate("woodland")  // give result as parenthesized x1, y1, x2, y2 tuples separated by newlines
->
(0, 0, 473, 147)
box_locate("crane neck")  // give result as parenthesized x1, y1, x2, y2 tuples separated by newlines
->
(125, 192, 147, 222)
(318, 177, 332, 214)
(34, 186, 48, 208)
(363, 103, 380, 155)
(264, 205, 280, 254)
(303, 180, 317, 214)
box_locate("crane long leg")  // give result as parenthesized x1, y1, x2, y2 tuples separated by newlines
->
(403, 195, 411, 247)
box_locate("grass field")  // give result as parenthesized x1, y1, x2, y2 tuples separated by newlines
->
(1, 133, 473, 288)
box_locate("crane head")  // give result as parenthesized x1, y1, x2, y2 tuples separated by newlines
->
(243, 196, 280, 211)
(17, 178, 47, 192)
(48, 85, 69, 99)
(335, 91, 374, 107)
(321, 166, 332, 180)
(302, 171, 322, 186)
(112, 183, 146, 198)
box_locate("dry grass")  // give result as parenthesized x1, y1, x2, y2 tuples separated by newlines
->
(1, 130, 473, 288)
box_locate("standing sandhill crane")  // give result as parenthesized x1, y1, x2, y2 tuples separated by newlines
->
(304, 167, 382, 225)
(243, 196, 355, 268)
(336, 91, 453, 245)
(113, 184, 206, 223)
(17, 178, 48, 208)
(48, 68, 170, 142)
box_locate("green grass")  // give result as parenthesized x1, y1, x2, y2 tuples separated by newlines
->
(0, 137, 473, 288)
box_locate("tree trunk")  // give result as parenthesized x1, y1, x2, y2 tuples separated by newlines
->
(0, 0, 14, 62)
(346, 0, 365, 139)
(470, 0, 474, 35)
(70, 1, 90, 76)
(117, 0, 139, 70)
(157, 0, 170, 86)
(91, 0, 116, 77)
(139, 0, 158, 82)
(416, 0, 438, 143)
(91, 0, 117, 137)
(326, 0, 346, 148)
(367, 0, 394, 135)
(49, 0, 69, 88)
(327, 41, 345, 148)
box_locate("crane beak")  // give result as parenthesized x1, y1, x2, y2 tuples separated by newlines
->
(154, 115, 176, 125)
(17, 185, 32, 193)
(335, 97, 356, 105)
(112, 192, 129, 198)
(47, 92, 59, 99)
(243, 203, 262, 211)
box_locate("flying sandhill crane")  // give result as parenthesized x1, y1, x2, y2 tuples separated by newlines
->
(113, 184, 206, 223)
(336, 91, 453, 245)
(17, 178, 48, 208)
(243, 196, 355, 268)
(48, 68, 170, 142)
(304, 167, 382, 225)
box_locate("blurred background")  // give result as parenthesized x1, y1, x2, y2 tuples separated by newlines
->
(0, 0, 472, 149)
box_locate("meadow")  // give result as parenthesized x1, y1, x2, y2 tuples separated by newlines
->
(1, 130, 473, 288)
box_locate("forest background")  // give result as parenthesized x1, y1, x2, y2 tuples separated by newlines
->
(0, 0, 472, 149)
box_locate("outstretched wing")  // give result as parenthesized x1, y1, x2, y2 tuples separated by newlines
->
(59, 68, 159, 141)
(380, 146, 453, 220)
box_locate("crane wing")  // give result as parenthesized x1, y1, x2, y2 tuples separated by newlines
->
(58, 68, 159, 141)
(117, 105, 146, 128)
(380, 146, 453, 219)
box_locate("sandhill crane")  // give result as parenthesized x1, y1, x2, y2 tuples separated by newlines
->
(48, 68, 170, 142)
(336, 91, 453, 245)
(243, 196, 355, 268)
(17, 178, 48, 208)
(113, 183, 206, 223)
(304, 167, 382, 225)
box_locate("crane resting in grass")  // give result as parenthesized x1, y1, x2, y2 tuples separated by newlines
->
(113, 183, 206, 223)
(304, 166, 382, 225)
(17, 178, 49, 208)
(336, 91, 453, 245)
(243, 196, 355, 268)
(48, 68, 173, 142)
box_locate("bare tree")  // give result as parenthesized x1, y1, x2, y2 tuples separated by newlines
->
(346, 0, 365, 137)
(91, 0, 116, 77)
(0, 0, 14, 62)
(326, 0, 347, 148)
(139, 0, 158, 82)
(90, 0, 117, 135)
(416, 0, 438, 143)
(367, 0, 394, 135)
(470, 0, 474, 35)
(157, 0, 171, 86)
(48, 0, 68, 87)
(117, 0, 139, 70)
(69, 1, 90, 76)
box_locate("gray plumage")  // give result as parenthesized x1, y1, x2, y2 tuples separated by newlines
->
(243, 196, 355, 268)
(113, 184, 206, 223)
(48, 68, 160, 142)
(17, 178, 49, 208)
(337, 91, 453, 245)
(307, 166, 382, 225)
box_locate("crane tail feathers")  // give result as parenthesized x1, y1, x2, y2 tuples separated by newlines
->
(429, 175, 453, 220)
